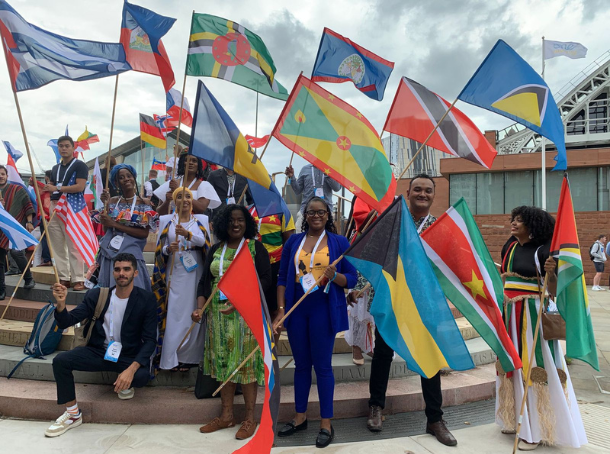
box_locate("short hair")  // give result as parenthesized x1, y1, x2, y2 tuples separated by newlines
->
(598, 234, 607, 240)
(212, 204, 258, 242)
(113, 253, 138, 270)
(408, 173, 436, 191)
(301, 196, 337, 234)
(0, 165, 6, 174)
(510, 206, 555, 245)
(177, 153, 204, 180)
(57, 136, 74, 147)
(149, 169, 158, 177)
(45, 170, 52, 179)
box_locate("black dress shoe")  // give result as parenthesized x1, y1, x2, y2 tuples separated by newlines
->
(277, 419, 307, 437)
(0, 290, 5, 300)
(315, 425, 334, 448)
(23, 278, 36, 289)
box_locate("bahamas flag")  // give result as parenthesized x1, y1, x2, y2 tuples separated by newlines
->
(274, 75, 396, 214)
(458, 40, 567, 170)
(550, 175, 599, 370)
(344, 196, 474, 378)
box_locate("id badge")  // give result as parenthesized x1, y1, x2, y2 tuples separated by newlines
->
(104, 341, 122, 362)
(226, 197, 236, 205)
(300, 273, 319, 293)
(219, 290, 228, 301)
(314, 188, 324, 198)
(180, 251, 198, 272)
(109, 235, 124, 252)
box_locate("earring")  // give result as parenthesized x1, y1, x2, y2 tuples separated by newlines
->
(529, 233, 534, 239)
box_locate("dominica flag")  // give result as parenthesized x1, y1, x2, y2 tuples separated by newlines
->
(186, 13, 289, 101)
(458, 40, 567, 170)
(421, 198, 522, 373)
(344, 196, 474, 378)
(140, 113, 166, 149)
(74, 126, 99, 153)
(274, 75, 396, 214)
(550, 175, 599, 370)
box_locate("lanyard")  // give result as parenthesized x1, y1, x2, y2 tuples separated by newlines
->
(416, 214, 430, 234)
(219, 237, 246, 277)
(311, 167, 325, 189)
(56, 158, 76, 185)
(294, 230, 326, 275)
(107, 292, 116, 341)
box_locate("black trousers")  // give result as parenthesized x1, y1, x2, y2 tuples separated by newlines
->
(369, 328, 443, 423)
(0, 248, 33, 292)
(52, 346, 150, 405)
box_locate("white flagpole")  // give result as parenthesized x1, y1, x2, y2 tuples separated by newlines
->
(541, 36, 547, 211)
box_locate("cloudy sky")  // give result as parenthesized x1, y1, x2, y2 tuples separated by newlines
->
(0, 0, 608, 182)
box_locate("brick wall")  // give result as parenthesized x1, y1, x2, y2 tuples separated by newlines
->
(474, 211, 610, 285)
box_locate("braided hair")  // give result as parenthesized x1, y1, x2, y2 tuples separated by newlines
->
(301, 196, 337, 234)
(510, 206, 555, 245)
(177, 153, 204, 180)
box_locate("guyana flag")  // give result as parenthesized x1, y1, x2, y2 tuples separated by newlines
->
(550, 175, 599, 370)
(139, 113, 166, 149)
(274, 75, 396, 214)
(421, 198, 522, 373)
(186, 13, 288, 101)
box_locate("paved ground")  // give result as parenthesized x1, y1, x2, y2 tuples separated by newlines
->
(1, 287, 609, 453)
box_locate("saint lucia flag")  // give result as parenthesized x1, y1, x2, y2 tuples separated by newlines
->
(458, 40, 567, 170)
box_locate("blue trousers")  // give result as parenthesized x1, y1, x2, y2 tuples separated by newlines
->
(286, 287, 336, 419)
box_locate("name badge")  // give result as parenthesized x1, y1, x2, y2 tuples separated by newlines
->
(109, 235, 124, 252)
(226, 197, 236, 205)
(104, 341, 122, 362)
(219, 290, 228, 301)
(180, 251, 198, 272)
(300, 273, 319, 293)
(314, 188, 324, 198)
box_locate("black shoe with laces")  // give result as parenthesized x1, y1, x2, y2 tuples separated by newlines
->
(24, 278, 36, 290)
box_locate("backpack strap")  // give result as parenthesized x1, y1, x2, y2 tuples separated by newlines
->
(84, 287, 110, 345)
(7, 354, 35, 379)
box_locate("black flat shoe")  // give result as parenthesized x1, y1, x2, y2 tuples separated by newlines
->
(0, 290, 5, 301)
(278, 419, 307, 437)
(315, 425, 334, 448)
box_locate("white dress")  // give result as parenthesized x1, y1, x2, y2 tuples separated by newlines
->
(344, 285, 375, 354)
(154, 177, 221, 210)
(157, 214, 209, 370)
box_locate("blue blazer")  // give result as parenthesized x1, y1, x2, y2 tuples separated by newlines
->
(278, 231, 358, 335)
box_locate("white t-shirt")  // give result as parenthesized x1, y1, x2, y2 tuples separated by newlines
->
(102, 289, 130, 346)
(153, 178, 221, 209)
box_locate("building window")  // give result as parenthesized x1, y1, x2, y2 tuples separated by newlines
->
(504, 171, 534, 211)
(449, 174, 476, 212)
(476, 173, 504, 214)
(566, 109, 585, 135)
(569, 168, 598, 211)
(589, 93, 608, 134)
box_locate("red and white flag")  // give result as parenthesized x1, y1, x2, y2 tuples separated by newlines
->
(166, 88, 193, 127)
(245, 134, 270, 149)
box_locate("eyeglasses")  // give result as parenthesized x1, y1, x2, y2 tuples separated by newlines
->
(305, 209, 328, 217)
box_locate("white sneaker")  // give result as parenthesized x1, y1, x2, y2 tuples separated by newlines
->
(118, 387, 135, 400)
(592, 286, 601, 291)
(44, 411, 82, 437)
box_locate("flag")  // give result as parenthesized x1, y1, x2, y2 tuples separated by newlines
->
(47, 139, 60, 163)
(458, 40, 567, 170)
(247, 177, 290, 218)
(89, 157, 103, 210)
(312, 27, 394, 101)
(121, 0, 175, 92)
(0, 202, 37, 249)
(187, 13, 289, 101)
(140, 113, 166, 148)
(550, 175, 599, 370)
(420, 198, 522, 373)
(4, 153, 24, 187)
(544, 40, 587, 60)
(245, 134, 269, 149)
(384, 77, 497, 169)
(166, 88, 193, 127)
(343, 196, 474, 378)
(274, 75, 396, 214)
(151, 158, 166, 171)
(153, 114, 174, 137)
(2, 140, 22, 161)
(74, 126, 99, 153)
(54, 174, 98, 267)
(216, 243, 280, 454)
(0, 0, 131, 92)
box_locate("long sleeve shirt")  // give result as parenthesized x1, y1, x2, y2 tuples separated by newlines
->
(290, 164, 341, 212)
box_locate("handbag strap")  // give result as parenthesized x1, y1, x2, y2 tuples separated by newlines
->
(534, 247, 549, 312)
(84, 287, 110, 344)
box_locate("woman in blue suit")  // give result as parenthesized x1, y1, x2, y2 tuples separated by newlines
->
(275, 196, 357, 448)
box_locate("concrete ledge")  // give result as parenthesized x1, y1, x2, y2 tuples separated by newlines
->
(4, 276, 86, 305)
(0, 299, 75, 323)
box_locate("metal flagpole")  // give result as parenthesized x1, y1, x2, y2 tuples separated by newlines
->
(103, 75, 120, 212)
(255, 91, 259, 138)
(541, 36, 547, 210)
(140, 139, 145, 189)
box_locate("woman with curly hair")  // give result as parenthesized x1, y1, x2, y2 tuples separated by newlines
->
(194, 204, 271, 440)
(275, 197, 357, 449)
(497, 206, 586, 450)
(96, 164, 157, 291)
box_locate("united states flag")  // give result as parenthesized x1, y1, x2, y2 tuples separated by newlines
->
(54, 174, 98, 267)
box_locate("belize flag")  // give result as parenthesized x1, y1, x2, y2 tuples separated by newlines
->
(312, 27, 394, 101)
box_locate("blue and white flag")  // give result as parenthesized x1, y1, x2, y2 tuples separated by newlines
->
(544, 40, 587, 60)
(0, 203, 38, 249)
(2, 140, 22, 161)
(47, 139, 60, 163)
(0, 0, 131, 92)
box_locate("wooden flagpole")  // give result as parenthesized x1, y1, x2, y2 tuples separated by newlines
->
(177, 286, 219, 351)
(103, 74, 120, 211)
(140, 139, 145, 189)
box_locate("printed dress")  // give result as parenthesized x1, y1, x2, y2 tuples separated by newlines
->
(344, 272, 376, 354)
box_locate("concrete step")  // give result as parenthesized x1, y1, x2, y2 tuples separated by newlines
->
(0, 336, 496, 386)
(4, 275, 86, 305)
(143, 251, 155, 264)
(0, 321, 74, 351)
(0, 363, 496, 424)
(0, 299, 76, 323)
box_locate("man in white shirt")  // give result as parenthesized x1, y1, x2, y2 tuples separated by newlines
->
(591, 234, 607, 290)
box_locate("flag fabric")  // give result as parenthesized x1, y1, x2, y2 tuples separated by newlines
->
(151, 157, 166, 171)
(458, 40, 567, 170)
(187, 13, 289, 101)
(312, 27, 394, 101)
(274, 75, 396, 214)
(140, 113, 166, 148)
(245, 134, 270, 149)
(166, 88, 193, 127)
(384, 77, 497, 169)
(121, 0, 176, 92)
(2, 140, 22, 161)
(343, 196, 474, 378)
(74, 127, 99, 153)
(54, 174, 98, 267)
(5, 153, 24, 187)
(153, 113, 174, 137)
(216, 243, 280, 454)
(544, 40, 587, 60)
(0, 0, 131, 92)
(420, 198, 522, 373)
(89, 157, 103, 210)
(248, 177, 290, 218)
(47, 139, 60, 163)
(550, 175, 599, 370)
(0, 202, 37, 249)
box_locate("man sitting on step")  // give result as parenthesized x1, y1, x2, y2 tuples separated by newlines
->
(45, 253, 157, 438)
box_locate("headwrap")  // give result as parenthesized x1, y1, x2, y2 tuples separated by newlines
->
(172, 186, 193, 214)
(109, 163, 137, 189)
